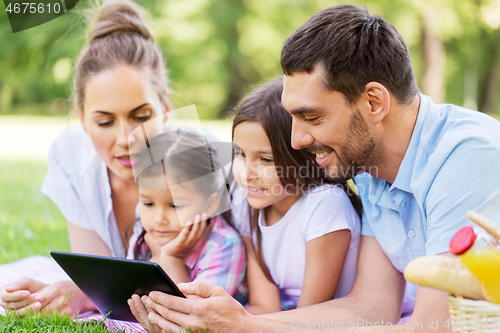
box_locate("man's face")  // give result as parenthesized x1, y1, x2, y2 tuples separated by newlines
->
(282, 69, 376, 182)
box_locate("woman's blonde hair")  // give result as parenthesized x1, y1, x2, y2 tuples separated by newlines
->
(73, 0, 170, 112)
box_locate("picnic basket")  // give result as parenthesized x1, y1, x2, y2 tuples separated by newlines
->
(447, 212, 500, 333)
(448, 295, 500, 333)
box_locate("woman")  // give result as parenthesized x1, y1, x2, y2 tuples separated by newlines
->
(0, 0, 172, 316)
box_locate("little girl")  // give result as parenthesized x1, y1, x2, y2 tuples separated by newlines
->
(231, 77, 362, 314)
(127, 128, 246, 299)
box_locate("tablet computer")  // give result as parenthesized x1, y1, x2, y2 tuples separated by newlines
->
(50, 251, 185, 322)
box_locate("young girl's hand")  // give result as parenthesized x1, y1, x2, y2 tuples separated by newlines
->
(160, 213, 208, 259)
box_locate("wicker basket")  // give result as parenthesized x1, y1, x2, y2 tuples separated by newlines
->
(448, 295, 500, 332)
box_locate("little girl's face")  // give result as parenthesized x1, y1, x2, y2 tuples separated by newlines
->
(138, 180, 211, 246)
(232, 121, 290, 210)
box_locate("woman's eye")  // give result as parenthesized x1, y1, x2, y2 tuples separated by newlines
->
(136, 115, 151, 121)
(171, 204, 182, 209)
(135, 111, 152, 121)
(233, 151, 244, 158)
(261, 157, 274, 163)
(97, 120, 113, 127)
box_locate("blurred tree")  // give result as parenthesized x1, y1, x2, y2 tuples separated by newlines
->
(421, 8, 446, 104)
(0, 0, 499, 117)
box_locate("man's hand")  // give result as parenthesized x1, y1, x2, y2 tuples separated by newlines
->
(128, 294, 162, 333)
(146, 280, 253, 333)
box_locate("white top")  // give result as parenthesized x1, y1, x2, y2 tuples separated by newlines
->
(41, 125, 133, 258)
(232, 185, 361, 309)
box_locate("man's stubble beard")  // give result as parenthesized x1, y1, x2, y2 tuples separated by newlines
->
(327, 107, 376, 182)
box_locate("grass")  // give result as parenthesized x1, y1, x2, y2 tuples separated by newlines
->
(0, 309, 117, 333)
(0, 160, 70, 264)
(1, 307, 197, 333)
(0, 309, 196, 333)
(0, 160, 88, 331)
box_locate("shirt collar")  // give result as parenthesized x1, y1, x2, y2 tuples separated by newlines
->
(354, 94, 430, 205)
(184, 215, 219, 269)
(390, 94, 429, 193)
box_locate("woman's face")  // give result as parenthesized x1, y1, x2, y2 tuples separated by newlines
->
(79, 65, 169, 181)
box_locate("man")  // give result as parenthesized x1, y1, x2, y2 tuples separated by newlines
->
(135, 4, 500, 332)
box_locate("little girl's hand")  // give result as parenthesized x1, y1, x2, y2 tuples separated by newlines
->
(160, 213, 208, 258)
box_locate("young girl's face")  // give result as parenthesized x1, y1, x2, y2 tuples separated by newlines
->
(232, 121, 291, 210)
(138, 179, 216, 246)
(79, 65, 169, 181)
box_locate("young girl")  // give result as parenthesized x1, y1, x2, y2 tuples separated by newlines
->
(127, 128, 246, 302)
(231, 77, 362, 314)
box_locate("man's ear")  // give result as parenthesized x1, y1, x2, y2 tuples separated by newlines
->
(362, 82, 390, 126)
(77, 108, 88, 133)
(205, 192, 221, 217)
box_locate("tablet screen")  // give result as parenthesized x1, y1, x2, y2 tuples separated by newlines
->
(51, 251, 185, 322)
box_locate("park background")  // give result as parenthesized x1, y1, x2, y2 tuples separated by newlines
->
(1, 0, 500, 264)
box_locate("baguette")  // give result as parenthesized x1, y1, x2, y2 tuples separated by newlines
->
(466, 211, 500, 241)
(404, 255, 484, 300)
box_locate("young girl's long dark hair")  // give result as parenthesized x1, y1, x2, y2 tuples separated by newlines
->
(232, 76, 362, 282)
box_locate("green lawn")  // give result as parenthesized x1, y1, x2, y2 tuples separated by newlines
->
(0, 310, 114, 333)
(0, 160, 70, 264)
(0, 160, 108, 331)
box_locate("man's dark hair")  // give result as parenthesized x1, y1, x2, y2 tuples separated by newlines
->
(281, 4, 419, 104)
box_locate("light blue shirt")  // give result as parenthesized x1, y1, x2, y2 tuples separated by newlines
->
(354, 94, 500, 315)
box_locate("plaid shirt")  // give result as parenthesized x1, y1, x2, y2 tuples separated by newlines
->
(127, 215, 247, 301)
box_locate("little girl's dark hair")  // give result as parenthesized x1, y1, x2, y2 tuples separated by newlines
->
(133, 128, 233, 260)
(232, 76, 362, 282)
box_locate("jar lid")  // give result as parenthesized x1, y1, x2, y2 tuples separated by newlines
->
(449, 226, 477, 255)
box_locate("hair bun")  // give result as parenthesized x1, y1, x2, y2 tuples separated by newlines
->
(89, 0, 152, 43)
